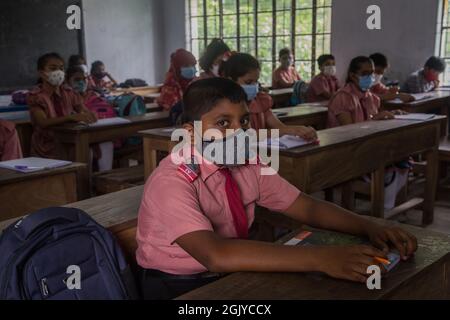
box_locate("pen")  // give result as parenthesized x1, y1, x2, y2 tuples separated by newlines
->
(14, 165, 45, 170)
(374, 257, 391, 265)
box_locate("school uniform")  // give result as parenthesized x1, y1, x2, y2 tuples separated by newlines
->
(136, 153, 300, 299)
(27, 84, 84, 158)
(370, 82, 389, 96)
(327, 82, 380, 128)
(306, 73, 340, 102)
(402, 69, 436, 93)
(198, 71, 216, 80)
(248, 92, 275, 131)
(0, 120, 23, 161)
(272, 66, 301, 89)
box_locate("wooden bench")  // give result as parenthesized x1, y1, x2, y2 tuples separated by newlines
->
(94, 165, 145, 195)
(439, 136, 450, 191)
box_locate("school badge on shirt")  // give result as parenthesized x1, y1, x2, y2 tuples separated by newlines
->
(178, 163, 199, 183)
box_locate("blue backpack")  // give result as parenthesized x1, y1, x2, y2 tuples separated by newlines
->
(115, 94, 147, 145)
(0, 207, 138, 300)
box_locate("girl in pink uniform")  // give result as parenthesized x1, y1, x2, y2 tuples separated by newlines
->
(306, 54, 340, 102)
(0, 120, 23, 161)
(198, 38, 231, 80)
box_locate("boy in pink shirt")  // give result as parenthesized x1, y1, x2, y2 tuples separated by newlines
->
(369, 53, 414, 102)
(272, 48, 301, 89)
(306, 54, 340, 102)
(136, 77, 417, 300)
(0, 120, 23, 161)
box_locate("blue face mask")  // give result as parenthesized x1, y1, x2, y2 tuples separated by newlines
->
(241, 83, 259, 101)
(359, 75, 374, 92)
(73, 80, 87, 94)
(180, 67, 197, 80)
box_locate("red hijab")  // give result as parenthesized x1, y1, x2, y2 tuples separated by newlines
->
(158, 49, 197, 110)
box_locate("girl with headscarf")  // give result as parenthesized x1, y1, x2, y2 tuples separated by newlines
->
(157, 49, 197, 111)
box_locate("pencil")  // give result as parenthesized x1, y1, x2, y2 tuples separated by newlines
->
(374, 257, 391, 265)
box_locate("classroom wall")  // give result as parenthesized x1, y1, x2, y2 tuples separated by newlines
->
(331, 0, 441, 84)
(82, 0, 162, 85)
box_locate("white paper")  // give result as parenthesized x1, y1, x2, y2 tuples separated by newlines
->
(87, 117, 132, 127)
(0, 157, 72, 173)
(388, 93, 434, 104)
(394, 113, 436, 121)
(261, 135, 317, 150)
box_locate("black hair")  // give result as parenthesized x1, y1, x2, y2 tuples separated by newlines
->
(221, 53, 260, 81)
(90, 60, 105, 74)
(182, 78, 248, 123)
(318, 54, 335, 68)
(424, 56, 446, 72)
(346, 56, 374, 83)
(68, 54, 86, 67)
(199, 38, 231, 72)
(66, 66, 86, 81)
(279, 48, 292, 59)
(37, 52, 64, 71)
(369, 53, 388, 69)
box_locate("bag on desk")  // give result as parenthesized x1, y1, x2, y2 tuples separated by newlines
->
(11, 90, 29, 106)
(0, 207, 139, 300)
(115, 94, 146, 145)
(85, 95, 117, 120)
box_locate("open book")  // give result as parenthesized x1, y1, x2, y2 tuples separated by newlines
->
(0, 157, 72, 173)
(262, 135, 319, 150)
(388, 93, 435, 104)
(394, 113, 436, 121)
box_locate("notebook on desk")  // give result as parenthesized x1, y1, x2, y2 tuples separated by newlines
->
(86, 117, 132, 127)
(0, 157, 72, 173)
(394, 113, 436, 121)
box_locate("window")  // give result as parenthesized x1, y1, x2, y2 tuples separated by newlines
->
(186, 0, 333, 85)
(437, 0, 450, 85)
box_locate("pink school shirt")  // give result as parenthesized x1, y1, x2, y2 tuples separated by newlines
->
(136, 155, 301, 275)
(272, 66, 301, 89)
(306, 73, 340, 102)
(248, 92, 275, 131)
(27, 84, 84, 158)
(327, 83, 381, 128)
(0, 120, 23, 161)
(370, 83, 389, 96)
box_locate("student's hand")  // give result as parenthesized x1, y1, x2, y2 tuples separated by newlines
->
(366, 225, 418, 260)
(372, 111, 395, 121)
(398, 93, 415, 103)
(286, 126, 318, 141)
(388, 86, 399, 95)
(392, 109, 408, 116)
(87, 111, 98, 123)
(317, 245, 387, 283)
(434, 79, 440, 88)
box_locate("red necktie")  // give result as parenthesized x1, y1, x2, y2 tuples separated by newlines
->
(220, 168, 248, 239)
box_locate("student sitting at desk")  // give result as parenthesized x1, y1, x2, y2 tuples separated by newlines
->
(369, 53, 414, 102)
(272, 48, 301, 89)
(328, 56, 409, 210)
(0, 119, 23, 161)
(306, 54, 340, 102)
(222, 53, 316, 140)
(27, 52, 97, 159)
(198, 38, 231, 80)
(68, 54, 89, 76)
(88, 60, 118, 92)
(136, 78, 417, 300)
(66, 66, 114, 172)
(402, 56, 446, 94)
(157, 49, 197, 112)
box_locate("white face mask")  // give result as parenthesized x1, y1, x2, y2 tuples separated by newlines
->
(46, 70, 65, 87)
(211, 64, 220, 77)
(323, 66, 336, 77)
(373, 74, 383, 85)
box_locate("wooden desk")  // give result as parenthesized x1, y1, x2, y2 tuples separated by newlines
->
(382, 91, 450, 135)
(110, 86, 162, 103)
(440, 136, 450, 162)
(140, 106, 329, 178)
(0, 163, 87, 222)
(178, 221, 450, 300)
(277, 118, 443, 225)
(269, 88, 294, 108)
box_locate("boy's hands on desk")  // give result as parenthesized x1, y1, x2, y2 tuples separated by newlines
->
(366, 225, 417, 260)
(317, 245, 387, 283)
(398, 93, 415, 103)
(70, 113, 96, 124)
